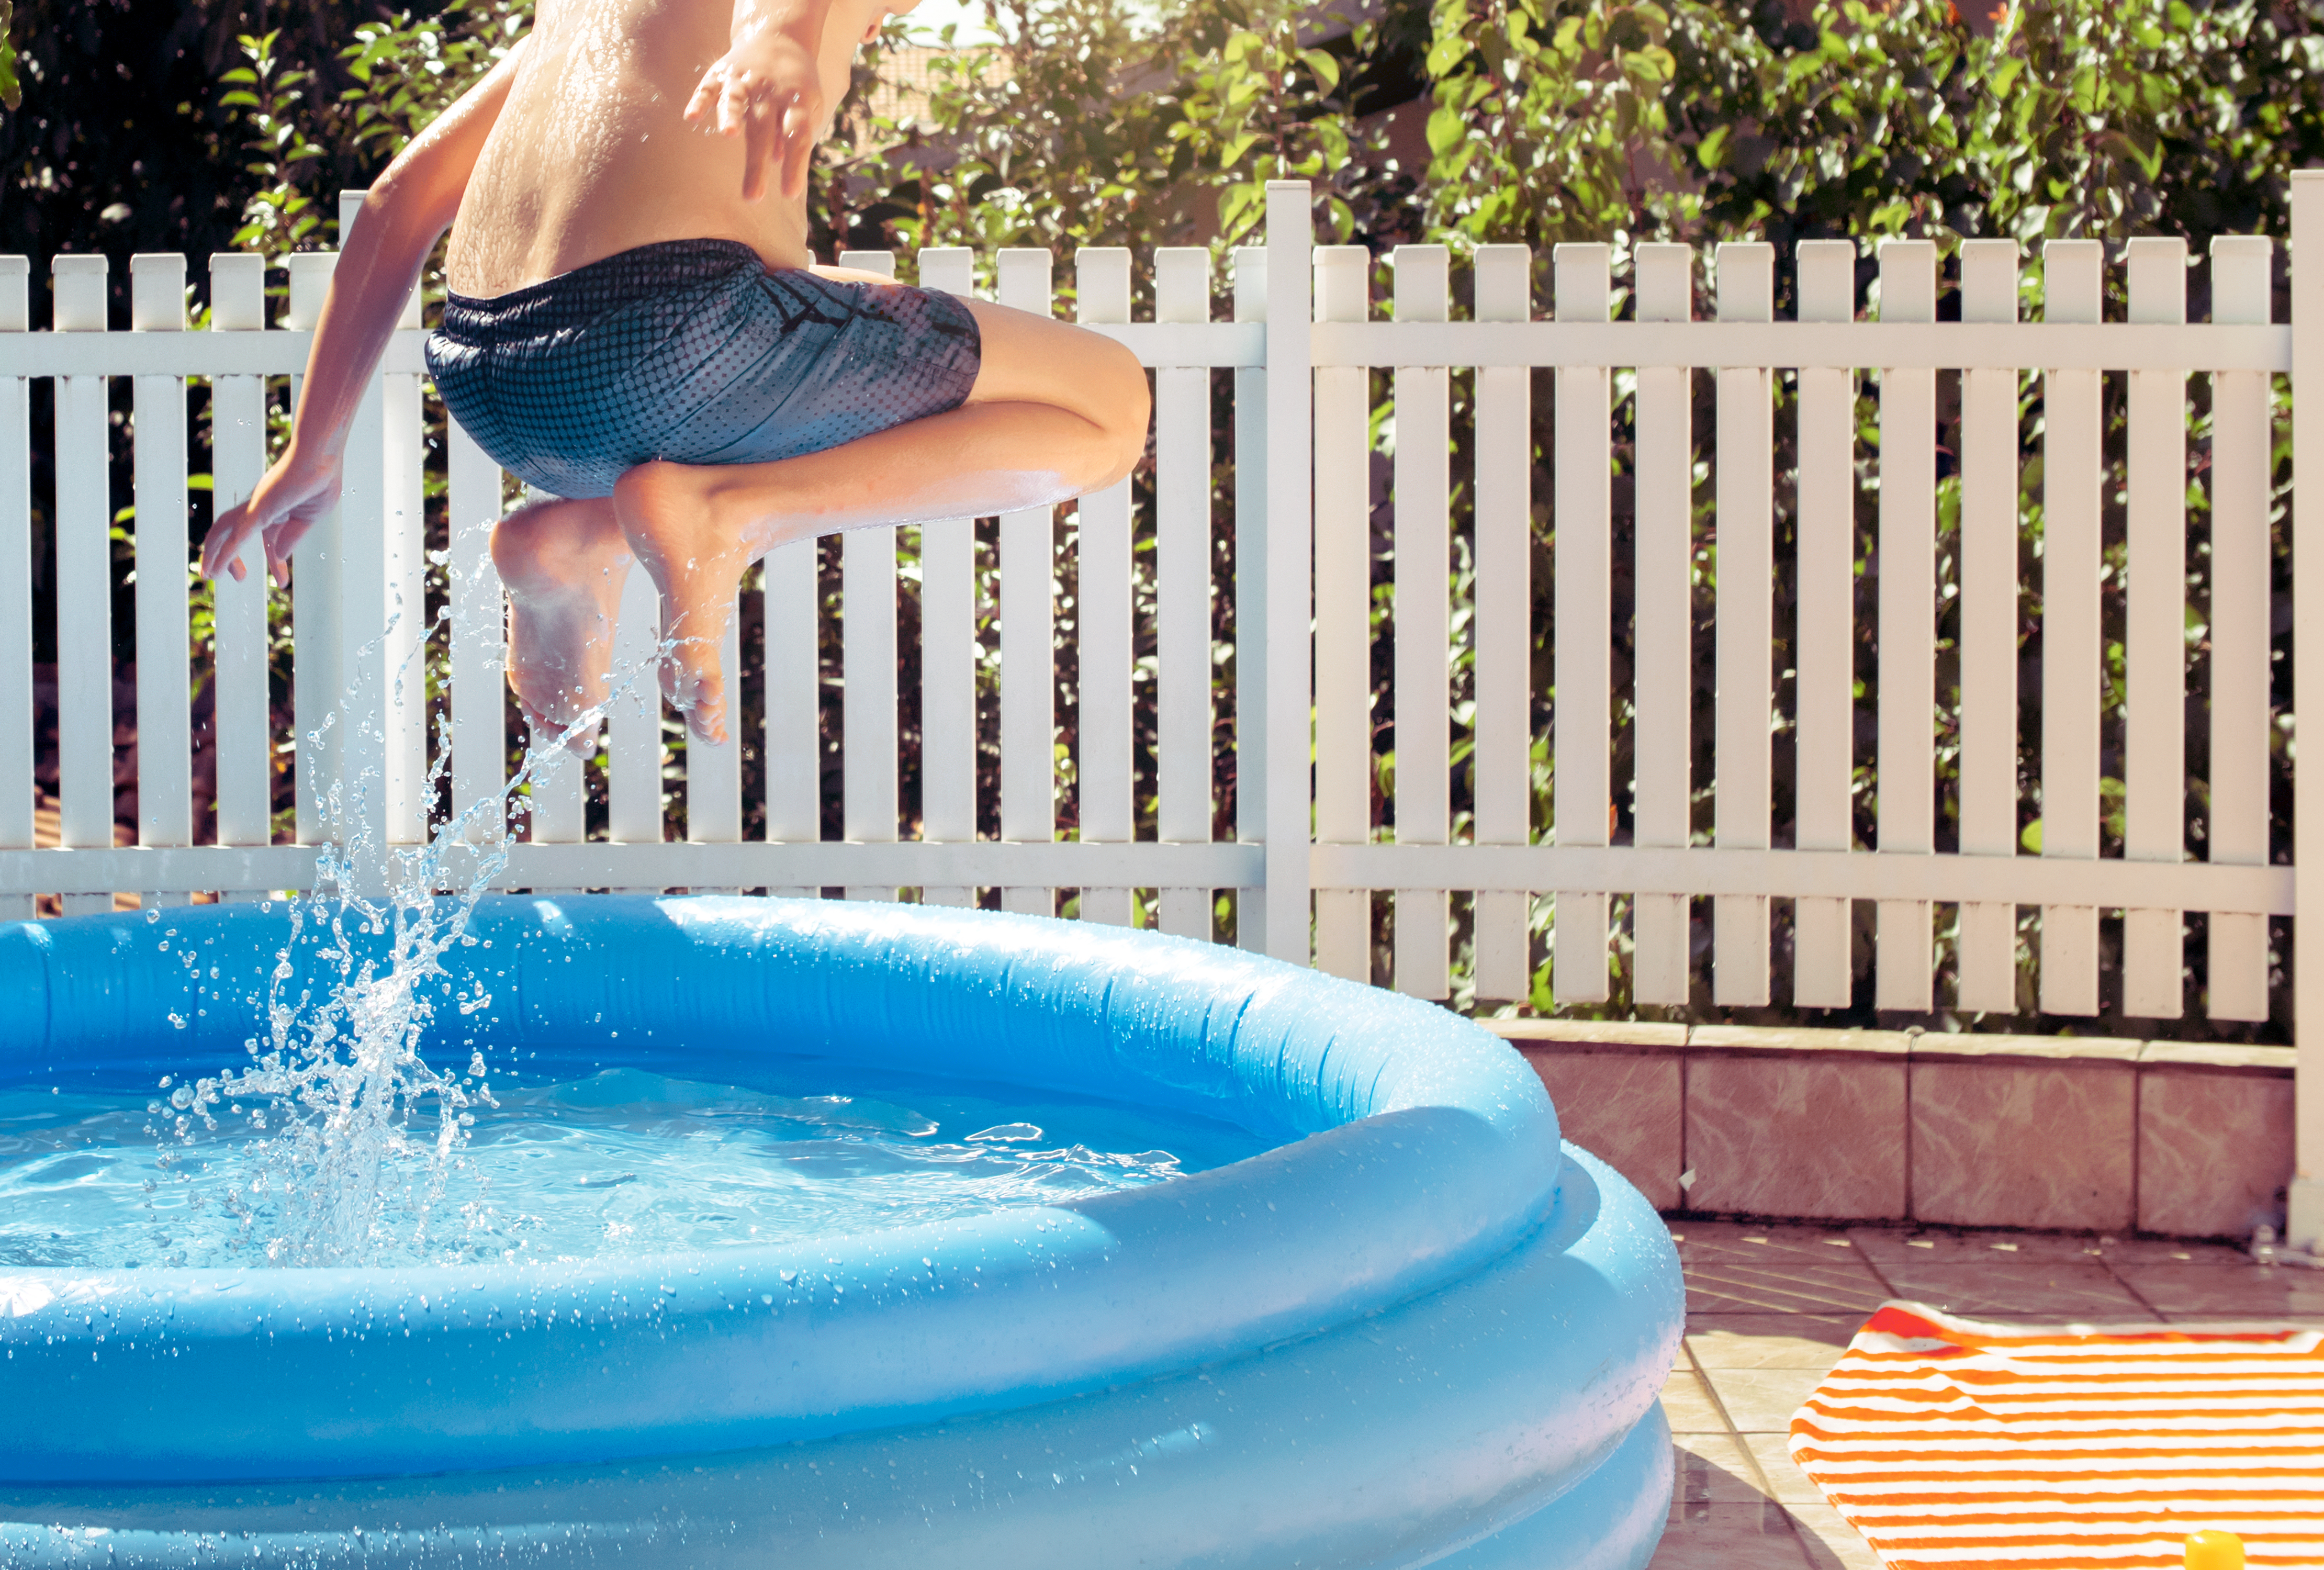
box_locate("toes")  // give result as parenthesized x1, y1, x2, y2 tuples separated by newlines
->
(562, 716, 602, 758)
(686, 677, 728, 747)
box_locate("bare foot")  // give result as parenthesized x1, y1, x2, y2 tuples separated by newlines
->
(611, 459, 763, 745)
(489, 496, 634, 755)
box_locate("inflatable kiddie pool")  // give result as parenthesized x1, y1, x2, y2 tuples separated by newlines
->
(0, 895, 1681, 1567)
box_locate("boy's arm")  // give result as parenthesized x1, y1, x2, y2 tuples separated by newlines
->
(685, 0, 845, 203)
(200, 37, 531, 584)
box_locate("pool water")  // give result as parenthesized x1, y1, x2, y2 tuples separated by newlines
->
(0, 1064, 1271, 1270)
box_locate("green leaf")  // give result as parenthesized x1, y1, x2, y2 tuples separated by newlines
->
(1698, 124, 1732, 170)
(1426, 102, 1468, 156)
(1425, 31, 1469, 78)
(1300, 48, 1341, 91)
(0, 1, 19, 113)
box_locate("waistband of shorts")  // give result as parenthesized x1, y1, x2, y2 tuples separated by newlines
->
(438, 240, 767, 340)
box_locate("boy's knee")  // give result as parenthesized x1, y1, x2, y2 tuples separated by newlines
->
(1096, 338, 1150, 485)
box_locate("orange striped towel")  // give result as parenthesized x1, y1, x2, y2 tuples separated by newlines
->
(1789, 1302, 2324, 1569)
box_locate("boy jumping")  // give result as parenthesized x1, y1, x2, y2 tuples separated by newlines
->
(199, 0, 1151, 752)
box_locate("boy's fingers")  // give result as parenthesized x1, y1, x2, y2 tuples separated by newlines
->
(683, 67, 721, 124)
(779, 102, 816, 200)
(741, 95, 781, 200)
(718, 69, 757, 137)
(201, 507, 253, 579)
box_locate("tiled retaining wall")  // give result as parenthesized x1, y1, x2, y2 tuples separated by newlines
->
(1485, 1022, 2295, 1241)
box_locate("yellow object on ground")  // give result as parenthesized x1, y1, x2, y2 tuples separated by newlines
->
(2186, 1530, 2247, 1570)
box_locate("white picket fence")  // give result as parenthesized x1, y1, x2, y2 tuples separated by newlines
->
(3, 178, 2322, 1244)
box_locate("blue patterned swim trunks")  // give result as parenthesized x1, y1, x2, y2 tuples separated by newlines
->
(425, 239, 983, 500)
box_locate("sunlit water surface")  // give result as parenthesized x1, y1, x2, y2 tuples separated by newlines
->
(0, 1064, 1268, 1270)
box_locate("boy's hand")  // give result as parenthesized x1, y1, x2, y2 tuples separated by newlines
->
(684, 27, 824, 203)
(200, 447, 344, 587)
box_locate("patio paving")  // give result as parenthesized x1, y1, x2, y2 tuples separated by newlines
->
(1645, 1219, 2320, 1569)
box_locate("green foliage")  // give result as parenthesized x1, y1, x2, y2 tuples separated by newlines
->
(1668, 0, 2324, 250)
(0, 2, 19, 114)
(1420, 0, 1697, 250)
(826, 0, 1387, 266)
(1417, 0, 2324, 261)
(219, 6, 531, 263)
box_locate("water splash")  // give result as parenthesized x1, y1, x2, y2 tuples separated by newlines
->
(160, 596, 654, 1268)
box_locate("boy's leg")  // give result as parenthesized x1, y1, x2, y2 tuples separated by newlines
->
(490, 494, 634, 752)
(613, 297, 1149, 743)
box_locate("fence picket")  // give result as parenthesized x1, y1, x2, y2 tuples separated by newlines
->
(915, 246, 978, 908)
(2124, 238, 2190, 1018)
(835, 250, 903, 903)
(1632, 244, 1693, 1005)
(1074, 248, 1135, 925)
(130, 254, 191, 908)
(383, 322, 427, 848)
(1471, 243, 1533, 1000)
(332, 319, 390, 885)
(2207, 236, 2273, 1021)
(1393, 245, 1452, 999)
(997, 248, 1056, 916)
(342, 193, 428, 854)
(1714, 242, 1774, 1006)
(1955, 239, 2021, 1012)
(1259, 184, 1315, 965)
(1154, 246, 1212, 940)
(209, 255, 272, 864)
(2041, 240, 2105, 1015)
(54, 254, 113, 915)
(0, 258, 25, 921)
(1552, 244, 1612, 1005)
(762, 534, 819, 897)
(1232, 246, 1269, 951)
(685, 611, 744, 865)
(1312, 244, 1372, 981)
(444, 414, 506, 842)
(283, 254, 342, 856)
(1793, 240, 1856, 1006)
(1874, 240, 1937, 1012)
(605, 565, 661, 847)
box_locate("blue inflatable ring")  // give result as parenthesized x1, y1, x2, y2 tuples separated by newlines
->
(0, 896, 1682, 1567)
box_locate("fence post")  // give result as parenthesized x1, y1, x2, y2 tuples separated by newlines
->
(2291, 170, 2324, 1255)
(1261, 181, 1313, 966)
(1233, 245, 1270, 950)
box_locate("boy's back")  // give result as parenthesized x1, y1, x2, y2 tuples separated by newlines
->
(448, 0, 881, 296)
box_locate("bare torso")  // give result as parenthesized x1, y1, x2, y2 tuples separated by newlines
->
(447, 0, 879, 296)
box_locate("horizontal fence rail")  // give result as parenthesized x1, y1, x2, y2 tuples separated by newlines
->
(4, 175, 2322, 1246)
